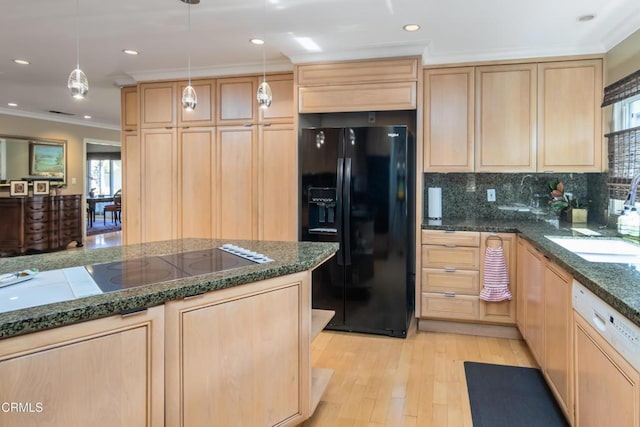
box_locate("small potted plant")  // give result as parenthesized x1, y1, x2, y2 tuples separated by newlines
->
(52, 183, 64, 196)
(547, 179, 569, 216)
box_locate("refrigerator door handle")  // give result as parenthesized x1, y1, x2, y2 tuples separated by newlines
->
(336, 157, 345, 265)
(343, 157, 352, 266)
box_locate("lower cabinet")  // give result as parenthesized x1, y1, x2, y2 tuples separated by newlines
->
(420, 230, 517, 325)
(0, 306, 164, 427)
(517, 238, 573, 424)
(165, 272, 312, 427)
(544, 260, 573, 423)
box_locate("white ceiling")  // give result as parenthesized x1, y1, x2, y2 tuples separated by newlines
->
(1, 0, 639, 130)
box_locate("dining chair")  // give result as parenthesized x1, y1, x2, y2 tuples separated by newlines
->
(103, 194, 122, 225)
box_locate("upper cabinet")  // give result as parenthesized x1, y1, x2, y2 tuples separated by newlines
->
(139, 81, 178, 129)
(537, 59, 603, 172)
(259, 74, 294, 124)
(297, 57, 419, 113)
(178, 79, 216, 127)
(423, 67, 474, 172)
(121, 86, 138, 132)
(217, 76, 258, 125)
(422, 56, 604, 173)
(475, 63, 537, 172)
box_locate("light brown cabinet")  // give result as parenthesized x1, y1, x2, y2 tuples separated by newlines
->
(0, 306, 164, 427)
(537, 59, 603, 172)
(423, 67, 474, 172)
(122, 132, 141, 245)
(259, 123, 297, 241)
(165, 272, 311, 427)
(520, 238, 545, 365)
(518, 238, 574, 423)
(422, 57, 603, 173)
(216, 76, 258, 125)
(515, 236, 528, 335)
(544, 260, 573, 423)
(420, 230, 517, 325)
(125, 73, 296, 243)
(216, 126, 257, 240)
(475, 63, 537, 172)
(479, 232, 517, 324)
(141, 128, 178, 242)
(177, 79, 216, 127)
(139, 81, 177, 129)
(296, 57, 418, 113)
(178, 127, 216, 239)
(121, 86, 138, 132)
(259, 74, 294, 124)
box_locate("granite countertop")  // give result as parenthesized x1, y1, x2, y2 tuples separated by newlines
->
(0, 239, 338, 339)
(422, 218, 640, 327)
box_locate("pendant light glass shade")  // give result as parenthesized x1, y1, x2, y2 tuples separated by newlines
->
(257, 80, 272, 109)
(182, 85, 197, 111)
(68, 68, 89, 99)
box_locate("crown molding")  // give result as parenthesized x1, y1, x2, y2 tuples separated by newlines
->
(286, 44, 428, 64)
(600, 11, 640, 51)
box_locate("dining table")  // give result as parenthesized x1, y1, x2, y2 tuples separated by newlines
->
(86, 196, 114, 228)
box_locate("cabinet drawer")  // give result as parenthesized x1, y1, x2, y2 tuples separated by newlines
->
(61, 199, 81, 209)
(25, 202, 48, 213)
(24, 232, 48, 245)
(422, 246, 480, 269)
(25, 211, 48, 223)
(421, 293, 479, 320)
(422, 268, 480, 295)
(60, 219, 80, 229)
(422, 230, 479, 247)
(24, 222, 48, 234)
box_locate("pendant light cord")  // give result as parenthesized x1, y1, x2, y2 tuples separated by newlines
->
(75, 0, 80, 68)
(187, 3, 191, 86)
(262, 0, 267, 83)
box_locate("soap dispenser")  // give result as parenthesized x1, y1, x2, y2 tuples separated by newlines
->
(618, 206, 631, 235)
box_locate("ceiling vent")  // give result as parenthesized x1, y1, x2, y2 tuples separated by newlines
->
(48, 110, 75, 116)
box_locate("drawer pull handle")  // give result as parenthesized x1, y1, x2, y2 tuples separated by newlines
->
(444, 268, 456, 273)
(121, 308, 148, 318)
(444, 292, 456, 298)
(444, 230, 456, 233)
(444, 244, 456, 248)
(184, 293, 205, 300)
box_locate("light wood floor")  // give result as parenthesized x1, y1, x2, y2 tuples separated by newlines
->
(304, 326, 537, 427)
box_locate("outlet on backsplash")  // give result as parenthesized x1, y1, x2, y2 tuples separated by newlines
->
(487, 189, 496, 202)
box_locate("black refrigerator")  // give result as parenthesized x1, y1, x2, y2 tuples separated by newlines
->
(300, 125, 414, 337)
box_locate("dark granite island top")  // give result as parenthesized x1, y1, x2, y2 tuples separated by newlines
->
(0, 239, 338, 339)
(422, 218, 640, 328)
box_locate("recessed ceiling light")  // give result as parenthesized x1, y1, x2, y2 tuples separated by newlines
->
(250, 38, 265, 45)
(122, 49, 139, 55)
(578, 14, 595, 22)
(403, 24, 420, 32)
(13, 59, 30, 65)
(84, 115, 92, 119)
(7, 102, 17, 107)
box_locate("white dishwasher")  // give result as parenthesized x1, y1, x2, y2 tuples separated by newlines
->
(573, 280, 640, 427)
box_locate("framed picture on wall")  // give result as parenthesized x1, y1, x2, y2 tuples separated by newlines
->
(29, 141, 66, 179)
(33, 180, 50, 195)
(10, 180, 28, 197)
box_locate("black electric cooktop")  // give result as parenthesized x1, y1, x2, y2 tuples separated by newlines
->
(84, 248, 257, 293)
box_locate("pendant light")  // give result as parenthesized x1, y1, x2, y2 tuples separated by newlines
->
(181, 0, 199, 111)
(256, 0, 272, 109)
(67, 0, 88, 99)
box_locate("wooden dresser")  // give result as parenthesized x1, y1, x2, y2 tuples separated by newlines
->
(0, 195, 83, 256)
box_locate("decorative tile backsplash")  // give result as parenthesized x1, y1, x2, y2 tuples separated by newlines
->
(423, 173, 609, 224)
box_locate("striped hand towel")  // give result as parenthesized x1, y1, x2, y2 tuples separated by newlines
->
(479, 246, 512, 302)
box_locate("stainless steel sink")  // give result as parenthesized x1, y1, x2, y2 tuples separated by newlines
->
(545, 236, 640, 264)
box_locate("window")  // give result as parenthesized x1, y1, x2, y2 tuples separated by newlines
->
(612, 93, 640, 131)
(87, 159, 121, 196)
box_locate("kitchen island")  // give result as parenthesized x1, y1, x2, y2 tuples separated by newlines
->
(0, 239, 338, 427)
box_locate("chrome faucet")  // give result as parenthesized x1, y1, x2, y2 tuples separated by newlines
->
(626, 173, 640, 207)
(519, 175, 534, 206)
